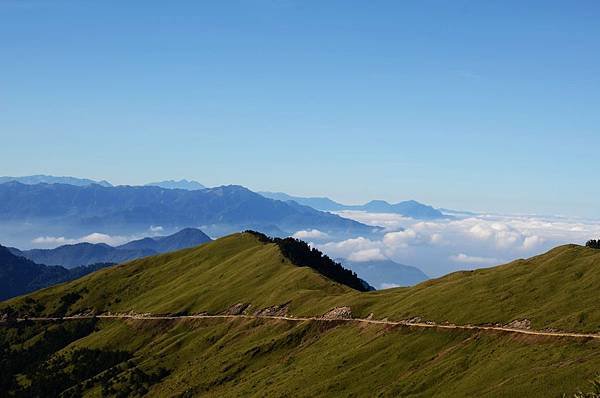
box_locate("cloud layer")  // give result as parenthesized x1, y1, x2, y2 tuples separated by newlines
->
(32, 232, 130, 247)
(292, 229, 329, 240)
(314, 211, 600, 277)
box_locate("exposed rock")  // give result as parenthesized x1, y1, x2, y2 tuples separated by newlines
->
(254, 303, 289, 317)
(322, 306, 352, 320)
(542, 327, 560, 333)
(227, 303, 251, 315)
(506, 319, 532, 330)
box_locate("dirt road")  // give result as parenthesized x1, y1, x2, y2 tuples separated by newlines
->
(13, 313, 600, 340)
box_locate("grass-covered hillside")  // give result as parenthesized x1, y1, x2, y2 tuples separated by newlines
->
(2, 233, 360, 318)
(343, 244, 600, 333)
(5, 233, 600, 333)
(2, 314, 600, 397)
(3, 232, 600, 397)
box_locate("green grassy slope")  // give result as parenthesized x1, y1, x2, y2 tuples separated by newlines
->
(3, 233, 600, 397)
(343, 244, 600, 332)
(3, 318, 599, 397)
(86, 319, 600, 398)
(6, 234, 600, 333)
(3, 233, 354, 318)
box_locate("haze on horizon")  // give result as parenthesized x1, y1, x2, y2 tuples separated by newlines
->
(2, 1, 599, 218)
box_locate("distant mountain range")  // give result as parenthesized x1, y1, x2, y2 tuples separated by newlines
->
(259, 192, 445, 219)
(0, 176, 445, 221)
(0, 228, 212, 300)
(0, 245, 113, 301)
(9, 228, 212, 269)
(0, 175, 208, 191)
(0, 175, 112, 187)
(145, 179, 206, 190)
(0, 182, 375, 239)
(339, 258, 429, 289)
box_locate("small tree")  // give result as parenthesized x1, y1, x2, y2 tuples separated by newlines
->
(585, 240, 600, 249)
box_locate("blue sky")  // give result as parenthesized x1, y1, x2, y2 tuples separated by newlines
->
(2, 1, 599, 217)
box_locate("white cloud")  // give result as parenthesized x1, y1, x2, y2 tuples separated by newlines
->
(383, 229, 421, 248)
(319, 211, 600, 277)
(522, 235, 544, 250)
(32, 236, 73, 245)
(334, 210, 410, 231)
(348, 248, 386, 262)
(380, 283, 401, 289)
(449, 253, 500, 265)
(292, 229, 329, 240)
(80, 233, 128, 245)
(319, 237, 383, 260)
(32, 232, 130, 248)
(149, 225, 164, 233)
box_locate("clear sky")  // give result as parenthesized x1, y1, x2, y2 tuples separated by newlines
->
(2, 1, 599, 217)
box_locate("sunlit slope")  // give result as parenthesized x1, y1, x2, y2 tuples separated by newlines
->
(4, 233, 355, 317)
(5, 237, 600, 333)
(4, 236, 600, 396)
(347, 244, 600, 332)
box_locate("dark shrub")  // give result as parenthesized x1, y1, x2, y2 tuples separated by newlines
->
(585, 240, 600, 249)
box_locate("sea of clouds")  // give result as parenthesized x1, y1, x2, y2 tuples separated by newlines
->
(296, 211, 600, 277)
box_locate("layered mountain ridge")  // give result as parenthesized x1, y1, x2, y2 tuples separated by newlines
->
(259, 191, 445, 219)
(0, 183, 375, 241)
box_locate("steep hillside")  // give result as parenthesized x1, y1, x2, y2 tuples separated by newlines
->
(2, 233, 363, 318)
(6, 237, 600, 333)
(3, 237, 600, 397)
(343, 244, 600, 332)
(3, 316, 598, 398)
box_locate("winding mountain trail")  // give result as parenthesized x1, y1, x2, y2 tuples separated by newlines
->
(12, 313, 600, 340)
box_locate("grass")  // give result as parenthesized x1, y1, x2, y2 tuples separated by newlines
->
(33, 317, 600, 397)
(340, 244, 600, 332)
(6, 233, 600, 332)
(4, 233, 353, 317)
(3, 232, 600, 396)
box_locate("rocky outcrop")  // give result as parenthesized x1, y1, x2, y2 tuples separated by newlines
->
(254, 303, 289, 317)
(506, 319, 532, 330)
(322, 306, 352, 320)
(226, 303, 251, 315)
